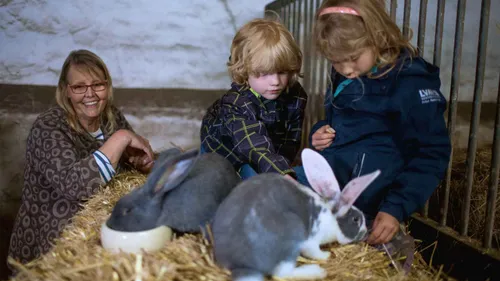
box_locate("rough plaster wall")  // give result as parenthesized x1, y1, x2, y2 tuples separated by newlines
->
(0, 0, 270, 89)
(0, 0, 499, 101)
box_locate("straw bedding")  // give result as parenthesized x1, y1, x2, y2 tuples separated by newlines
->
(8, 171, 453, 281)
(431, 146, 499, 247)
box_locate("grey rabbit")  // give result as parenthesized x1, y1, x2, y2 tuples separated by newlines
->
(212, 148, 381, 281)
(106, 147, 241, 233)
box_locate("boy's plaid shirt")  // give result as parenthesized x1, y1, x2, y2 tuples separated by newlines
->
(200, 81, 308, 175)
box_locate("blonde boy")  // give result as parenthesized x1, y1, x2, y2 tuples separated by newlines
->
(200, 18, 307, 179)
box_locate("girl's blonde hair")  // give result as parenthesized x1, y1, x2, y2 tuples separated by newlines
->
(228, 18, 303, 86)
(55, 49, 117, 135)
(314, 0, 417, 78)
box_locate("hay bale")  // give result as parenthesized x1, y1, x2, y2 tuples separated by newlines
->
(431, 146, 499, 247)
(8, 171, 452, 281)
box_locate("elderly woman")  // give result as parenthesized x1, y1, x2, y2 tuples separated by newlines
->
(8, 49, 155, 265)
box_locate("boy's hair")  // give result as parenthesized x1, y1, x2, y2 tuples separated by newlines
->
(314, 0, 417, 78)
(56, 49, 117, 135)
(228, 18, 303, 86)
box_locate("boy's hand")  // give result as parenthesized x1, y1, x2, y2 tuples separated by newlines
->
(311, 125, 335, 151)
(367, 212, 400, 245)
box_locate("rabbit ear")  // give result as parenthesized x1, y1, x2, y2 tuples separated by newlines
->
(155, 148, 182, 165)
(143, 148, 200, 196)
(301, 148, 341, 200)
(336, 170, 381, 216)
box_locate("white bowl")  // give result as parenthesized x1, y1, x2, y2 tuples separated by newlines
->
(100, 222, 173, 254)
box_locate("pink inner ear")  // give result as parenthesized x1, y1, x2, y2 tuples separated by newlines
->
(301, 148, 341, 198)
(340, 170, 381, 208)
(308, 179, 335, 199)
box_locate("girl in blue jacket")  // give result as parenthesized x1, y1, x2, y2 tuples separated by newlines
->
(294, 0, 451, 247)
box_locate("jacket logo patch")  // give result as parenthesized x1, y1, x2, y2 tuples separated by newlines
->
(418, 89, 441, 104)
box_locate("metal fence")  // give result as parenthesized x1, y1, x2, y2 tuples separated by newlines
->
(264, 0, 499, 253)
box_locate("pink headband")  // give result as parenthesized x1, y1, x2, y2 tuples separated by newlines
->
(319, 6, 360, 17)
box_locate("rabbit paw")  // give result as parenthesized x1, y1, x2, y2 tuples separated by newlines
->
(300, 241, 331, 260)
(273, 261, 327, 280)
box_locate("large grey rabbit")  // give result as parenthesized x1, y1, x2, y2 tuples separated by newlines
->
(106, 147, 241, 233)
(212, 148, 381, 281)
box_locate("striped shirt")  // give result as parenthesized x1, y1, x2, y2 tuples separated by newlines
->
(200, 81, 308, 176)
(90, 128, 115, 183)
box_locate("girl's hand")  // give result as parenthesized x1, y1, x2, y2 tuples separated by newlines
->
(367, 211, 400, 245)
(311, 125, 336, 151)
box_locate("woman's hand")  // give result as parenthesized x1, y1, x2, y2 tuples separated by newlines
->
(311, 125, 336, 151)
(125, 134, 155, 173)
(99, 129, 154, 171)
(127, 152, 155, 173)
(367, 211, 400, 245)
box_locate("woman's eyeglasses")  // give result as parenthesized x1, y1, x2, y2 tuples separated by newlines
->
(68, 81, 108, 94)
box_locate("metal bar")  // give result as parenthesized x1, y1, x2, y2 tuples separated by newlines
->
(307, 0, 316, 95)
(433, 0, 446, 67)
(316, 0, 325, 124)
(297, 0, 303, 56)
(285, 0, 290, 30)
(310, 0, 319, 96)
(390, 0, 397, 22)
(417, 0, 429, 217)
(287, 0, 292, 30)
(434, 0, 447, 224)
(402, 0, 411, 39)
(294, 0, 301, 47)
(462, 0, 491, 236)
(442, 0, 467, 227)
(484, 73, 500, 249)
(295, 0, 305, 147)
(280, 0, 286, 24)
(300, 0, 311, 149)
(306, 0, 317, 147)
(302, 0, 311, 94)
(312, 0, 323, 126)
(417, 0, 428, 57)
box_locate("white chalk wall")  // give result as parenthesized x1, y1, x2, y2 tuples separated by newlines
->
(0, 0, 499, 101)
(0, 0, 270, 89)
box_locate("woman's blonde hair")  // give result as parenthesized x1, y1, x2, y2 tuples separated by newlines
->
(228, 18, 303, 87)
(314, 0, 417, 78)
(55, 49, 117, 135)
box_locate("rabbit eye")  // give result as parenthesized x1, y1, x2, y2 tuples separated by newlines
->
(122, 208, 131, 216)
(352, 217, 360, 223)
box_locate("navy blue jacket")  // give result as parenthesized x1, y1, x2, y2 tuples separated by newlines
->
(308, 52, 451, 222)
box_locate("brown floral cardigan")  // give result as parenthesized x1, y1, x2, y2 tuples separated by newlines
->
(8, 105, 133, 265)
